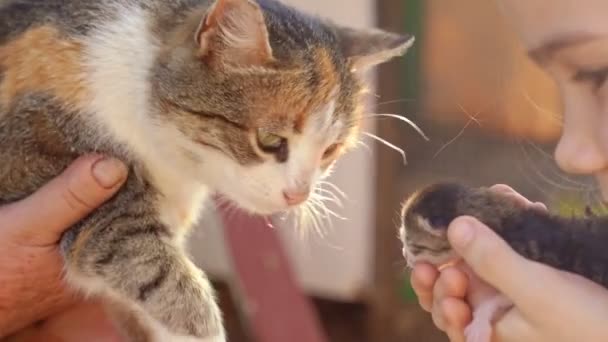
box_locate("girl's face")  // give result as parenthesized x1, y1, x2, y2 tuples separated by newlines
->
(499, 0, 608, 199)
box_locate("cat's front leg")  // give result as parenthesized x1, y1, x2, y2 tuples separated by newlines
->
(59, 192, 224, 342)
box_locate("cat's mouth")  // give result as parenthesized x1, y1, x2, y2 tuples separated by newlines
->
(218, 191, 292, 216)
(403, 240, 455, 268)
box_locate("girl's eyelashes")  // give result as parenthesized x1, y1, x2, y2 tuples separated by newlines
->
(572, 67, 608, 89)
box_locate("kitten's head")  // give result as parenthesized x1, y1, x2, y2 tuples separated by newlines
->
(153, 0, 413, 215)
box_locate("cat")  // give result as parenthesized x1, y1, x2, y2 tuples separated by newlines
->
(399, 182, 608, 342)
(0, 0, 413, 340)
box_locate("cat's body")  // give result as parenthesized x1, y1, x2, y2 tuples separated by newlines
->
(399, 182, 608, 342)
(0, 0, 413, 340)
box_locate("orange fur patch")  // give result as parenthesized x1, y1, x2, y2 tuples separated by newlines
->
(291, 48, 340, 132)
(70, 224, 95, 262)
(312, 48, 339, 97)
(0, 26, 89, 109)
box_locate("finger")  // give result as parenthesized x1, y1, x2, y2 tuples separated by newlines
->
(411, 263, 439, 312)
(531, 201, 548, 211)
(494, 308, 535, 342)
(38, 300, 123, 342)
(431, 299, 448, 332)
(431, 268, 468, 332)
(3, 155, 127, 245)
(433, 266, 469, 302)
(489, 184, 548, 212)
(446, 216, 548, 313)
(441, 298, 471, 342)
(432, 296, 471, 335)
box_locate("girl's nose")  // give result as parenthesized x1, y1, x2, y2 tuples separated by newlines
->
(554, 116, 608, 175)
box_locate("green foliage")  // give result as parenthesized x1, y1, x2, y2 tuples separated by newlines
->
(550, 194, 608, 217)
(399, 272, 418, 303)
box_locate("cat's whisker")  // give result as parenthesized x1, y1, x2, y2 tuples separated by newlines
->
(374, 98, 416, 107)
(456, 104, 482, 127)
(433, 118, 476, 158)
(313, 201, 345, 221)
(303, 202, 326, 239)
(518, 143, 589, 192)
(294, 204, 317, 240)
(522, 140, 591, 188)
(433, 104, 481, 158)
(517, 161, 552, 198)
(216, 195, 243, 222)
(307, 197, 329, 221)
(308, 199, 331, 226)
(309, 195, 336, 232)
(521, 89, 563, 126)
(314, 188, 343, 208)
(309, 196, 345, 226)
(363, 113, 429, 141)
(318, 180, 347, 200)
(293, 209, 307, 240)
(362, 132, 407, 165)
(355, 139, 372, 155)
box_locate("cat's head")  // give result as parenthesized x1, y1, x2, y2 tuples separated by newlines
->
(153, 0, 413, 215)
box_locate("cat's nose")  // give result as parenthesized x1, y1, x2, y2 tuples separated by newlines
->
(283, 188, 310, 206)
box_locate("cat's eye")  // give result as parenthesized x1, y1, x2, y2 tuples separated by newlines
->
(573, 67, 608, 89)
(257, 130, 286, 152)
(323, 143, 342, 159)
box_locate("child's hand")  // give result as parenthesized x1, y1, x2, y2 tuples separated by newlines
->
(411, 185, 608, 342)
(0, 155, 127, 338)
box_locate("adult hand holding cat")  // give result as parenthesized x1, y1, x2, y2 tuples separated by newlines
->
(411, 186, 608, 342)
(0, 155, 127, 338)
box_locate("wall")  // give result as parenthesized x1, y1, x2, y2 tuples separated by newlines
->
(187, 0, 379, 302)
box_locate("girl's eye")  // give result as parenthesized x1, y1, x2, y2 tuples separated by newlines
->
(257, 130, 286, 152)
(573, 67, 608, 89)
(323, 143, 342, 159)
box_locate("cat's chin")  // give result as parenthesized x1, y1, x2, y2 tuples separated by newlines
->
(216, 193, 289, 216)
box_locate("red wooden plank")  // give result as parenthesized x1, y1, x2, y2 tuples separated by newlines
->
(219, 209, 329, 342)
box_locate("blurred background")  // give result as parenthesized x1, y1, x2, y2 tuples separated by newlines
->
(187, 0, 595, 341)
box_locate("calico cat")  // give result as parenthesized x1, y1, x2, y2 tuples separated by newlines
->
(399, 182, 608, 342)
(0, 0, 413, 340)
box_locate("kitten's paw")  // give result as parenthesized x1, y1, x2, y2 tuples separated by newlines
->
(464, 318, 492, 342)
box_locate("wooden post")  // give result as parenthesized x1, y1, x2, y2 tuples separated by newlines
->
(220, 210, 329, 342)
(369, 0, 429, 341)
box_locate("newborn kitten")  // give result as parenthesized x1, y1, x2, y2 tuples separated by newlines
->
(399, 182, 608, 342)
(0, 0, 413, 340)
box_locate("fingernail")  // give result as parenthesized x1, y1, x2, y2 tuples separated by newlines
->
(450, 219, 475, 250)
(92, 157, 127, 189)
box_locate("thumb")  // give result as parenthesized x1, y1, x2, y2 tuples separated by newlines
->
(3, 155, 128, 245)
(447, 216, 556, 315)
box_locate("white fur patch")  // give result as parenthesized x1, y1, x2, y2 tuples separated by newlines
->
(82, 5, 209, 231)
(146, 316, 226, 342)
(416, 216, 444, 237)
(401, 216, 456, 268)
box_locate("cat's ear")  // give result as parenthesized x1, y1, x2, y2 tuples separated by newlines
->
(196, 0, 274, 66)
(336, 26, 414, 72)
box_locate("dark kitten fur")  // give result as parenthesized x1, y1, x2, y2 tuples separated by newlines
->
(400, 182, 608, 288)
(0, 0, 413, 340)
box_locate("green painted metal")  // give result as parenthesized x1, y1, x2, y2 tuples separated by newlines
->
(401, 0, 424, 113)
(400, 0, 425, 303)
